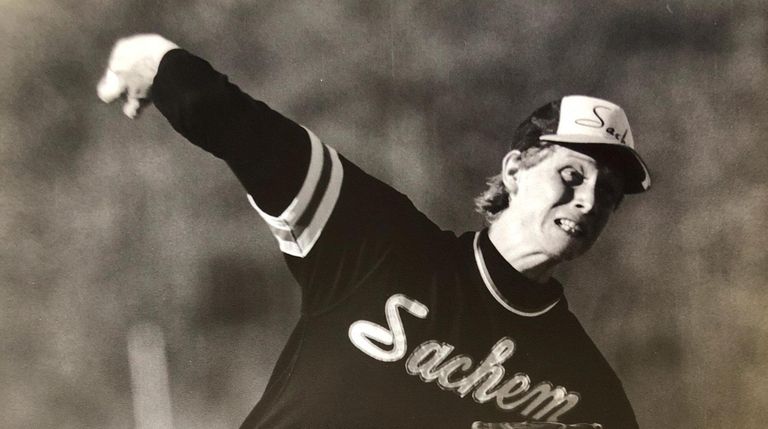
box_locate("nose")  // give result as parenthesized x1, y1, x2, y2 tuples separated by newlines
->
(573, 182, 596, 213)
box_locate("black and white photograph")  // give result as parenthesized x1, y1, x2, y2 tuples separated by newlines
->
(2, 1, 766, 428)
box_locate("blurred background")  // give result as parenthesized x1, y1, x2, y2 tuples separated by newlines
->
(2, 0, 766, 427)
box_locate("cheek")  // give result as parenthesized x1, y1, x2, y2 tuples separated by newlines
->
(534, 179, 569, 208)
(520, 173, 564, 198)
(512, 172, 568, 221)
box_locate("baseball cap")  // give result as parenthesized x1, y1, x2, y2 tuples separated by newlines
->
(511, 95, 651, 194)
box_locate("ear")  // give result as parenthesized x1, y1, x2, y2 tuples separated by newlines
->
(501, 150, 523, 193)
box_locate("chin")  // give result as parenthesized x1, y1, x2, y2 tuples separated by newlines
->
(544, 228, 595, 262)
(548, 241, 591, 262)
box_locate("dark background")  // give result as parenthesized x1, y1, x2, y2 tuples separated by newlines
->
(2, 1, 766, 428)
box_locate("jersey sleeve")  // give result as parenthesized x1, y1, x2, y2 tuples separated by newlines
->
(153, 49, 312, 217)
(245, 127, 342, 258)
(152, 49, 447, 313)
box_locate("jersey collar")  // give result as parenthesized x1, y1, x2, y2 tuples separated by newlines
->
(473, 230, 563, 317)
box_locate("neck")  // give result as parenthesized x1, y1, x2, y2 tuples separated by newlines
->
(487, 213, 561, 283)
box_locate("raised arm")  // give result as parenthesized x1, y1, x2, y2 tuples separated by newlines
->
(98, 33, 310, 216)
(98, 34, 444, 312)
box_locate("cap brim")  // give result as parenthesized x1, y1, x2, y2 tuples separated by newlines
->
(540, 134, 621, 145)
(540, 137, 651, 194)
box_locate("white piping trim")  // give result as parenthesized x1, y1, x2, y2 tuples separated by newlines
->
(472, 232, 560, 317)
(249, 126, 325, 227)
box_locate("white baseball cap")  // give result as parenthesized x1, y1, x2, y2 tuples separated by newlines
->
(512, 95, 651, 193)
(539, 95, 651, 193)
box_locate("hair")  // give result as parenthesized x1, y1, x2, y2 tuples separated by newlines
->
(474, 100, 562, 224)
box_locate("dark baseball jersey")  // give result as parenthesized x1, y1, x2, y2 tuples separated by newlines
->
(153, 50, 638, 429)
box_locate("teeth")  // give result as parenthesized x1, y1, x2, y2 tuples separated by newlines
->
(557, 219, 583, 235)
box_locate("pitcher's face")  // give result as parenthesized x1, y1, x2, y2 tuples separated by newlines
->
(502, 144, 624, 261)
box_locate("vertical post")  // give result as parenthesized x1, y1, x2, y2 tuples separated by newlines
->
(127, 322, 174, 429)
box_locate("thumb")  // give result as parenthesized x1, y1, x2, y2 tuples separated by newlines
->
(122, 82, 152, 119)
(122, 97, 142, 119)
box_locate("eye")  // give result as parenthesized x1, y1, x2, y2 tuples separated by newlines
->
(560, 167, 584, 186)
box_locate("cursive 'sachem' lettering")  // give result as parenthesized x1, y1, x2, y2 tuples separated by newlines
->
(574, 106, 609, 128)
(348, 294, 580, 422)
(348, 294, 428, 362)
(406, 338, 579, 421)
(575, 105, 629, 145)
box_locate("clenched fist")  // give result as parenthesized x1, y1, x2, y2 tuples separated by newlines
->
(97, 34, 179, 118)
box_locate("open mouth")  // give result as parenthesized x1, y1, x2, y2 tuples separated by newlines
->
(555, 218, 586, 237)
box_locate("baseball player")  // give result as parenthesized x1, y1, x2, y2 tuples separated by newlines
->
(99, 34, 649, 428)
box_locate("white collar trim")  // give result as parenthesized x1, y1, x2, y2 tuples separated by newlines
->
(473, 231, 560, 317)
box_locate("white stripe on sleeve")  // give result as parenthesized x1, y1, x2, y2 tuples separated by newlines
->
(248, 127, 344, 257)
